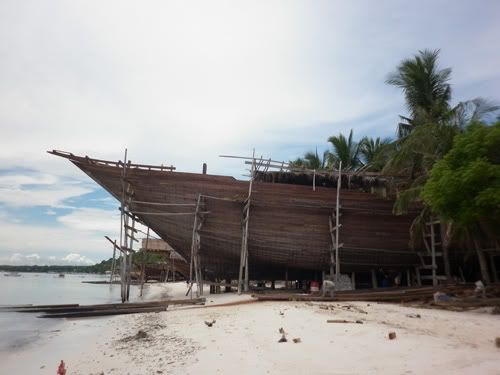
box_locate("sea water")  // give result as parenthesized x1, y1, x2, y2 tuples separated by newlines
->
(0, 272, 142, 353)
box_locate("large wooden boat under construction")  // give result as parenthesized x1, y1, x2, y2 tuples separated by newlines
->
(49, 150, 420, 283)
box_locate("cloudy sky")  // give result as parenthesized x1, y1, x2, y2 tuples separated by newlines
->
(1, 0, 499, 265)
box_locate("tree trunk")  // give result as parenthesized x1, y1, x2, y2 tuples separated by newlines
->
(440, 220, 452, 281)
(474, 239, 491, 284)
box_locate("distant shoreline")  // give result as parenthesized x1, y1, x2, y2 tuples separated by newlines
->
(0, 265, 105, 274)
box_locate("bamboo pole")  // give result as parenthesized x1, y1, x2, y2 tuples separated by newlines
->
(238, 149, 255, 294)
(335, 161, 342, 286)
(119, 148, 127, 302)
(140, 227, 150, 297)
(110, 239, 117, 284)
(190, 194, 203, 296)
(126, 217, 135, 301)
(430, 221, 437, 287)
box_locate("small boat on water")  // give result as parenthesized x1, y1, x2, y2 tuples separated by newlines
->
(58, 273, 65, 278)
(4, 272, 21, 277)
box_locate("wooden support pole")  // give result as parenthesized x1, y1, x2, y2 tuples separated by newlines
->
(351, 272, 356, 290)
(190, 194, 203, 296)
(430, 222, 437, 287)
(440, 221, 452, 281)
(126, 217, 135, 301)
(328, 216, 335, 279)
(238, 149, 255, 294)
(140, 227, 150, 297)
(415, 266, 422, 286)
(371, 269, 378, 289)
(110, 239, 117, 284)
(119, 148, 128, 303)
(406, 269, 411, 287)
(335, 161, 342, 286)
(490, 254, 499, 283)
(197, 253, 203, 296)
(244, 248, 249, 292)
(474, 240, 491, 284)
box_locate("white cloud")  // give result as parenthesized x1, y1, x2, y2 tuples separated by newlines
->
(60, 253, 95, 265)
(0, 1, 497, 177)
(0, 207, 153, 260)
(0, 252, 95, 265)
(57, 207, 120, 233)
(0, 171, 94, 208)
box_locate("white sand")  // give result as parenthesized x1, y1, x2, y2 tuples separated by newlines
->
(2, 282, 500, 374)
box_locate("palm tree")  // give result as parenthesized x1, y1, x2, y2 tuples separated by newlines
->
(359, 136, 392, 171)
(290, 148, 327, 170)
(386, 49, 452, 138)
(450, 98, 499, 128)
(325, 129, 362, 171)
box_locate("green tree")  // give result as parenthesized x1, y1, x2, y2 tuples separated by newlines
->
(325, 129, 362, 170)
(384, 49, 498, 214)
(421, 122, 500, 236)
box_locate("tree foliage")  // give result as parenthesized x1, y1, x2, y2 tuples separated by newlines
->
(359, 136, 393, 171)
(290, 149, 328, 169)
(325, 129, 362, 170)
(386, 49, 452, 138)
(421, 122, 500, 237)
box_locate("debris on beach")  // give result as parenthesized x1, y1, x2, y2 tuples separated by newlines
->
(120, 330, 150, 342)
(278, 327, 288, 342)
(388, 332, 397, 340)
(406, 313, 421, 318)
(326, 319, 363, 324)
(496, 337, 500, 348)
(433, 291, 451, 302)
(292, 337, 301, 343)
(204, 319, 216, 327)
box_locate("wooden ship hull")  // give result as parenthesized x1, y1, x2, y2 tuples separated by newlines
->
(50, 150, 419, 280)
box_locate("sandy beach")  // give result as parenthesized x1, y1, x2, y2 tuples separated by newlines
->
(2, 282, 500, 375)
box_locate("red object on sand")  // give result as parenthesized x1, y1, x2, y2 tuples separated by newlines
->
(57, 360, 66, 375)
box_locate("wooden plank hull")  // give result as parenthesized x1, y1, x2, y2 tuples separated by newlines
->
(50, 151, 419, 280)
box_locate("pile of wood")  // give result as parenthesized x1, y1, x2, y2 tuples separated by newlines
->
(252, 284, 500, 306)
(0, 298, 205, 318)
